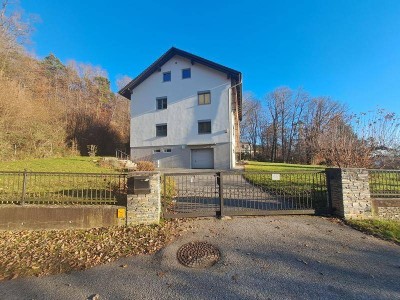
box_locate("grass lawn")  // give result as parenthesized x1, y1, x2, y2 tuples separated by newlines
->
(347, 218, 400, 244)
(0, 157, 124, 205)
(0, 156, 117, 173)
(244, 161, 325, 172)
(243, 161, 328, 211)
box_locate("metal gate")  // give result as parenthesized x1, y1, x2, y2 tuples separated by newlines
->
(162, 171, 328, 218)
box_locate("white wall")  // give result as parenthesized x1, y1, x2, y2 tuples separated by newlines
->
(130, 55, 231, 148)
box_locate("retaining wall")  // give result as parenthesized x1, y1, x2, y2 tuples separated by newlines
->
(0, 205, 126, 230)
(372, 198, 400, 220)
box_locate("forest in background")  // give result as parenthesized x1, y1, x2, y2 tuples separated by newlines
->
(241, 88, 400, 168)
(0, 1, 130, 160)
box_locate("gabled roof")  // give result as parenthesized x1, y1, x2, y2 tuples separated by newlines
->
(118, 47, 241, 98)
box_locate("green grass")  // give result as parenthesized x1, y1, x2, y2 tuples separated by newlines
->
(0, 157, 124, 205)
(347, 218, 400, 244)
(243, 161, 328, 210)
(244, 161, 325, 172)
(369, 171, 400, 197)
(0, 156, 117, 173)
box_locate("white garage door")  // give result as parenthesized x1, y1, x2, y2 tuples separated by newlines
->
(191, 149, 214, 169)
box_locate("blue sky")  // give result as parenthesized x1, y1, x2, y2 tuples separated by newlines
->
(21, 0, 400, 114)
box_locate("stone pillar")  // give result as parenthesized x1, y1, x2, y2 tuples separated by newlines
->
(126, 172, 161, 225)
(326, 168, 372, 219)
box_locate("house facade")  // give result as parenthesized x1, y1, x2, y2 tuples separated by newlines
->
(119, 47, 242, 169)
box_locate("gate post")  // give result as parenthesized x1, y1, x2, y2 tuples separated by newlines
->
(325, 168, 372, 219)
(218, 172, 224, 217)
(126, 172, 161, 225)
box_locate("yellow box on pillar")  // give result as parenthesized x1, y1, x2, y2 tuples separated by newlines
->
(117, 208, 126, 219)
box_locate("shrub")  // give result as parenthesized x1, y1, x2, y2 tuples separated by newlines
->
(161, 177, 177, 209)
(136, 161, 155, 171)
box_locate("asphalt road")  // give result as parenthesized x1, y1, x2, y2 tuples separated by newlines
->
(1, 216, 399, 300)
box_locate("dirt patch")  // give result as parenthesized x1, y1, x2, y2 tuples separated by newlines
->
(0, 220, 186, 281)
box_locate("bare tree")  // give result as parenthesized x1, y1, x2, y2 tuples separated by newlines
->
(116, 75, 132, 90)
(301, 97, 346, 164)
(241, 94, 263, 158)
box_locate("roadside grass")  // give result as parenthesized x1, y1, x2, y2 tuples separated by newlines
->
(0, 156, 116, 173)
(0, 220, 184, 281)
(346, 218, 400, 244)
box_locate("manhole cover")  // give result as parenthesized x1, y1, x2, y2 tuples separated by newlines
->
(177, 241, 221, 268)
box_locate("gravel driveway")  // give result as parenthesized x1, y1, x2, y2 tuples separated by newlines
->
(1, 216, 399, 300)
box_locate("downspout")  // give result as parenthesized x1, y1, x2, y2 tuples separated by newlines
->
(228, 78, 242, 169)
(228, 85, 232, 169)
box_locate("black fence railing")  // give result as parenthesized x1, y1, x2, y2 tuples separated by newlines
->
(0, 171, 127, 205)
(369, 169, 400, 198)
(162, 170, 328, 218)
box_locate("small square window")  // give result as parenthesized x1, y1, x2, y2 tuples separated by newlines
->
(198, 91, 211, 105)
(163, 71, 171, 82)
(163, 148, 172, 153)
(198, 120, 211, 134)
(182, 68, 191, 79)
(156, 97, 167, 110)
(156, 124, 167, 137)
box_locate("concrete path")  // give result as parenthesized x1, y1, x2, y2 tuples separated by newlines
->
(1, 216, 399, 300)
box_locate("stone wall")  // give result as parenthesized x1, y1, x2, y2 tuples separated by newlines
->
(327, 168, 372, 219)
(372, 198, 400, 220)
(126, 172, 161, 225)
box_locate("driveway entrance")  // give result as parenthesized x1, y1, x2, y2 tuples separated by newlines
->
(162, 170, 328, 218)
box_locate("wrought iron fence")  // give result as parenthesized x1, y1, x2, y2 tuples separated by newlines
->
(369, 169, 400, 198)
(0, 171, 127, 205)
(162, 170, 328, 218)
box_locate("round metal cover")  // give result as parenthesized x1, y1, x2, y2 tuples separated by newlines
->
(177, 241, 221, 268)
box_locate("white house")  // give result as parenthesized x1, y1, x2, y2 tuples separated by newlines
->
(119, 47, 242, 169)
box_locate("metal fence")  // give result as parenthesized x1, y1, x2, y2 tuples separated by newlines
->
(369, 169, 400, 198)
(0, 171, 127, 205)
(162, 170, 328, 218)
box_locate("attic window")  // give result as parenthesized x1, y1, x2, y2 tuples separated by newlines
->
(182, 68, 191, 79)
(163, 71, 171, 82)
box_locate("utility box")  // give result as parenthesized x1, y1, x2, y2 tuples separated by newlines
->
(127, 176, 151, 195)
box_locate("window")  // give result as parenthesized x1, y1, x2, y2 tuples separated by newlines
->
(163, 71, 171, 82)
(156, 97, 167, 110)
(163, 148, 172, 153)
(156, 124, 167, 137)
(182, 68, 191, 79)
(153, 149, 161, 153)
(198, 91, 211, 105)
(198, 120, 211, 134)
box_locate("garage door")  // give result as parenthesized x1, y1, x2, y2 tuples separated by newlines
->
(191, 149, 214, 169)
